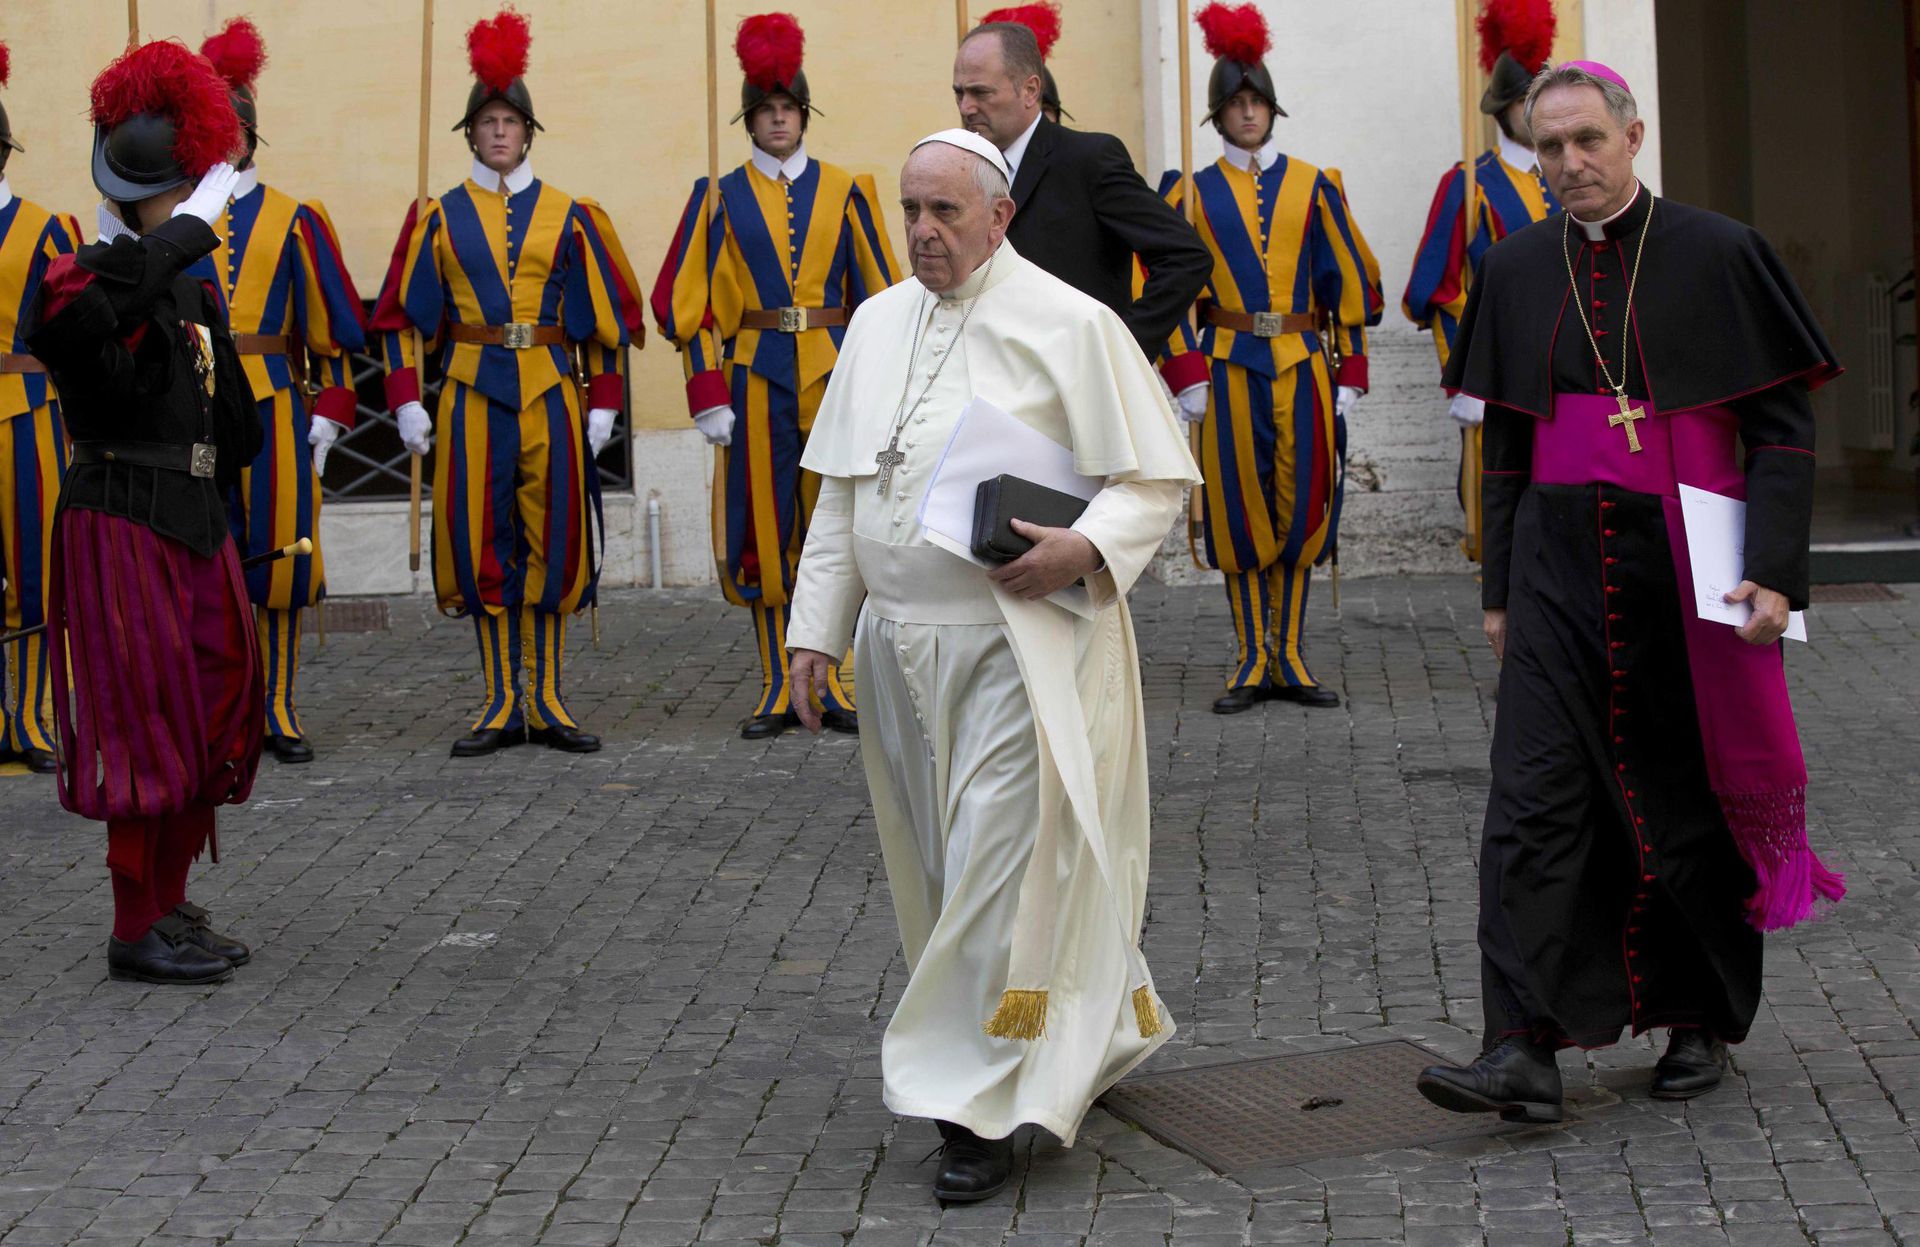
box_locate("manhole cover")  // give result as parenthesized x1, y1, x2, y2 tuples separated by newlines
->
(1810, 583, 1900, 603)
(1100, 1040, 1521, 1173)
(305, 600, 390, 633)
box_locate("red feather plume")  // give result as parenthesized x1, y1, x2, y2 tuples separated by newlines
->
(1195, 2, 1269, 66)
(1477, 0, 1556, 74)
(200, 16, 267, 91)
(89, 39, 241, 179)
(736, 13, 804, 90)
(466, 7, 531, 94)
(980, 3, 1062, 60)
(0, 43, 11, 90)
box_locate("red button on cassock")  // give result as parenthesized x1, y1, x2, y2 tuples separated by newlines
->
(1605, 557, 1619, 566)
(1643, 873, 1656, 883)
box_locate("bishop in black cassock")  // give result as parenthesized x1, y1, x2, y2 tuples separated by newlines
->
(1415, 61, 1845, 1124)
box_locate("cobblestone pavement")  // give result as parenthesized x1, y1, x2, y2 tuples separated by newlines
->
(0, 577, 1916, 1247)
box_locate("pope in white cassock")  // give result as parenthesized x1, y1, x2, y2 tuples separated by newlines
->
(788, 130, 1201, 1204)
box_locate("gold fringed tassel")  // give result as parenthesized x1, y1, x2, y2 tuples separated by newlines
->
(983, 989, 1049, 1040)
(1133, 985, 1164, 1038)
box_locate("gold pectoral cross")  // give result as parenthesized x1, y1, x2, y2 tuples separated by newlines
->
(1609, 392, 1647, 454)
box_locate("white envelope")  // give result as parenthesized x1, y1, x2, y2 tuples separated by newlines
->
(1677, 483, 1808, 642)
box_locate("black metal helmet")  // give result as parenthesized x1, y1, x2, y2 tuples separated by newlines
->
(733, 14, 815, 126)
(1205, 57, 1286, 125)
(1040, 66, 1072, 122)
(1476, 0, 1556, 116)
(1196, 3, 1285, 124)
(1479, 49, 1534, 116)
(735, 71, 813, 126)
(88, 40, 241, 203)
(456, 9, 542, 135)
(455, 76, 541, 134)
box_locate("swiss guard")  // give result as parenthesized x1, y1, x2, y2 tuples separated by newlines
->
(0, 44, 81, 775)
(30, 40, 262, 984)
(652, 12, 898, 741)
(1403, 0, 1560, 559)
(201, 18, 368, 765)
(374, 7, 646, 758)
(979, 4, 1070, 125)
(1157, 2, 1382, 714)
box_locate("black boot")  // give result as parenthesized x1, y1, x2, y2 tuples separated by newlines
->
(820, 707, 859, 735)
(930, 1122, 1013, 1203)
(1651, 1030, 1728, 1100)
(21, 747, 57, 774)
(740, 711, 799, 741)
(107, 915, 234, 985)
(1416, 1035, 1564, 1123)
(451, 726, 525, 758)
(172, 902, 250, 966)
(1271, 683, 1341, 708)
(265, 734, 314, 764)
(528, 724, 601, 753)
(1211, 685, 1269, 715)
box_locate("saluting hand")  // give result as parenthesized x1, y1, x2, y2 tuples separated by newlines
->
(987, 520, 1102, 601)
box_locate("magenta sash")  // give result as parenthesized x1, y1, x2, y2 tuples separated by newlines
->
(1534, 395, 1842, 930)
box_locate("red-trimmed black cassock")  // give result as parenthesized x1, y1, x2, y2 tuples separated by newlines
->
(1439, 159, 1846, 1064)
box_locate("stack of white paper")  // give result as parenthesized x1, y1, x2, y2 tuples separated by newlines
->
(1677, 483, 1808, 642)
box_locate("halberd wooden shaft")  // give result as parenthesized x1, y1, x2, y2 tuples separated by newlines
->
(408, 0, 434, 577)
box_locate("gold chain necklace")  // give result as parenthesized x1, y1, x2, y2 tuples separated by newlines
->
(1560, 196, 1655, 452)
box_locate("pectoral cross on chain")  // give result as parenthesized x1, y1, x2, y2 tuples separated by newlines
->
(1609, 392, 1647, 454)
(874, 438, 907, 496)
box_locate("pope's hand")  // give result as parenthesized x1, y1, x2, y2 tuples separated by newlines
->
(1450, 394, 1486, 428)
(396, 401, 433, 456)
(987, 519, 1102, 601)
(586, 407, 617, 456)
(1176, 383, 1210, 423)
(1727, 580, 1791, 645)
(1336, 385, 1363, 419)
(790, 648, 835, 733)
(1484, 608, 1507, 662)
(693, 406, 735, 447)
(173, 162, 241, 225)
(308, 416, 347, 476)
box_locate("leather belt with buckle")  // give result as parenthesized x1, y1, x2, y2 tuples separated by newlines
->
(1205, 307, 1318, 337)
(445, 322, 567, 349)
(0, 353, 46, 375)
(72, 439, 219, 479)
(739, 306, 850, 333)
(231, 333, 296, 355)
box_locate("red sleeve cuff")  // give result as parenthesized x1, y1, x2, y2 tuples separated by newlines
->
(1160, 351, 1211, 394)
(587, 372, 624, 412)
(686, 369, 730, 415)
(1336, 355, 1369, 391)
(312, 386, 357, 430)
(384, 366, 420, 411)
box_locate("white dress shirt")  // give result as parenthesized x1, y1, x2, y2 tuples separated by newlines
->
(1221, 137, 1280, 174)
(749, 142, 809, 183)
(469, 157, 535, 194)
(1001, 112, 1043, 185)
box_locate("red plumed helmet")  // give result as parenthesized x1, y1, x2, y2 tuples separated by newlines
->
(980, 3, 1062, 60)
(1195, 2, 1269, 66)
(1478, 0, 1556, 74)
(89, 38, 241, 181)
(0, 42, 11, 90)
(200, 16, 267, 91)
(736, 12, 804, 90)
(467, 6, 531, 94)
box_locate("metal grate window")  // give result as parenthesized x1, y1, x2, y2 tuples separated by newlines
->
(317, 302, 634, 501)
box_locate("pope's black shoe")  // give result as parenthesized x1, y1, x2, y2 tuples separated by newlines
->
(1272, 683, 1341, 709)
(1416, 1035, 1565, 1124)
(1212, 685, 1269, 715)
(451, 726, 525, 758)
(930, 1121, 1014, 1203)
(173, 902, 250, 966)
(265, 734, 314, 764)
(21, 747, 57, 774)
(529, 724, 601, 753)
(821, 707, 859, 735)
(107, 915, 234, 985)
(1651, 1030, 1728, 1100)
(740, 711, 799, 741)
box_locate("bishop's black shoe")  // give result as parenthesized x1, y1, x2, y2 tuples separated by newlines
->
(107, 915, 235, 986)
(929, 1121, 1014, 1204)
(1211, 685, 1269, 715)
(21, 747, 57, 774)
(740, 711, 799, 741)
(1416, 1035, 1565, 1124)
(451, 726, 525, 758)
(173, 902, 250, 966)
(1272, 683, 1341, 709)
(529, 724, 601, 753)
(265, 735, 314, 764)
(1650, 1030, 1728, 1100)
(820, 707, 859, 735)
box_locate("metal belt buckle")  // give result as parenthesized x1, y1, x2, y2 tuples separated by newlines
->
(777, 306, 806, 334)
(501, 322, 536, 350)
(1252, 311, 1284, 338)
(190, 443, 218, 479)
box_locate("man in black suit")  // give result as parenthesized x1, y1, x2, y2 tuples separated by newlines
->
(954, 21, 1211, 364)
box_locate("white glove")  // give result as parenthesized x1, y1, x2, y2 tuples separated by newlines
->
(1336, 385, 1363, 420)
(1449, 393, 1486, 428)
(172, 162, 241, 226)
(586, 407, 617, 456)
(308, 416, 346, 476)
(1175, 383, 1210, 423)
(396, 401, 433, 456)
(693, 405, 735, 447)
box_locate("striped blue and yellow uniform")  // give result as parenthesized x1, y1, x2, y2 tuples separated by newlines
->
(1403, 148, 1559, 535)
(652, 157, 897, 720)
(373, 174, 644, 734)
(0, 194, 80, 758)
(1157, 155, 1382, 692)
(208, 181, 366, 742)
